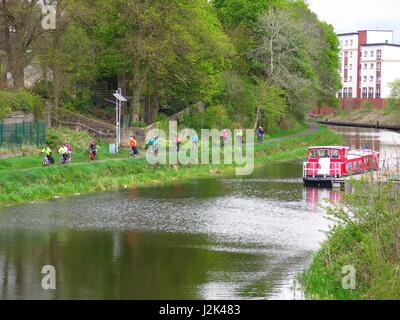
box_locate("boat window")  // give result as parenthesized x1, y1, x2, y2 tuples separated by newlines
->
(331, 150, 340, 159)
(347, 163, 353, 172)
(309, 150, 318, 159)
(319, 149, 329, 158)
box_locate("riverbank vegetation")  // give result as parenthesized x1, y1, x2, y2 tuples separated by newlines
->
(0, 0, 340, 132)
(301, 178, 400, 300)
(0, 125, 341, 208)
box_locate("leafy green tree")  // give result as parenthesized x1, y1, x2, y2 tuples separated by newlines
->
(95, 0, 233, 124)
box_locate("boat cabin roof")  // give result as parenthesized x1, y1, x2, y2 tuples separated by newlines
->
(308, 146, 348, 150)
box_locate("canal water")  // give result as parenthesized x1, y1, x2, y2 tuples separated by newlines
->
(0, 126, 399, 300)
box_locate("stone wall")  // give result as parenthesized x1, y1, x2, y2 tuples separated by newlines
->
(1, 112, 35, 124)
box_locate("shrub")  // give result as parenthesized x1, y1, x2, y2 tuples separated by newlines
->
(46, 127, 94, 151)
(361, 100, 373, 112)
(181, 105, 233, 130)
(0, 89, 45, 120)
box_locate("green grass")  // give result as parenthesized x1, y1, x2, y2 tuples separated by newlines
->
(0, 124, 342, 208)
(300, 180, 400, 300)
(265, 124, 307, 139)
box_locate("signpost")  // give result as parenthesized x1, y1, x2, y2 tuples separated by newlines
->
(113, 88, 128, 154)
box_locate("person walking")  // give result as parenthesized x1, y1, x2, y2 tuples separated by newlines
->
(236, 129, 244, 145)
(176, 135, 182, 152)
(147, 136, 159, 155)
(221, 129, 228, 147)
(191, 133, 199, 151)
(89, 140, 97, 161)
(256, 126, 265, 143)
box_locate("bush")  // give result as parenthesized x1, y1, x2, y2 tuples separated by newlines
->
(181, 105, 233, 130)
(0, 89, 45, 120)
(46, 127, 94, 152)
(361, 100, 373, 112)
(32, 81, 54, 100)
(302, 179, 400, 299)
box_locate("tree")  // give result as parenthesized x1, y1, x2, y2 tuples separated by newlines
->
(248, 8, 314, 119)
(34, 0, 96, 124)
(389, 79, 400, 99)
(95, 0, 233, 124)
(0, 0, 44, 88)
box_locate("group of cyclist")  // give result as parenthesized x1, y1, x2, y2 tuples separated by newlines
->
(41, 140, 97, 166)
(41, 127, 265, 166)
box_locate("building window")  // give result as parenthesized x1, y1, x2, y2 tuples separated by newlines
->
(364, 76, 367, 82)
(364, 51, 368, 57)
(343, 88, 348, 98)
(350, 40, 353, 46)
(370, 76, 374, 82)
(377, 76, 381, 84)
(368, 87, 374, 98)
(349, 64, 353, 70)
(349, 76, 353, 82)
(370, 63, 374, 69)
(377, 50, 382, 60)
(362, 88, 368, 98)
(350, 51, 353, 58)
(345, 40, 348, 46)
(364, 63, 367, 69)
(345, 51, 348, 58)
(348, 88, 353, 97)
(344, 76, 348, 82)
(377, 62, 381, 71)
(370, 51, 374, 57)
(376, 89, 381, 98)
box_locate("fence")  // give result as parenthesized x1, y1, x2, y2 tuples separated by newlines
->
(0, 122, 46, 148)
(51, 106, 116, 141)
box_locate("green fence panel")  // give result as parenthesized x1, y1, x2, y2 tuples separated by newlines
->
(0, 122, 46, 148)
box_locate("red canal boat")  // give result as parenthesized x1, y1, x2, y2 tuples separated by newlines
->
(303, 146, 380, 186)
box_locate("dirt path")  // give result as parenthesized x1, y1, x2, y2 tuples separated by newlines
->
(267, 122, 319, 143)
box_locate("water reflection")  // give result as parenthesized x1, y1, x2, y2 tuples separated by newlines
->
(304, 187, 341, 213)
(328, 126, 400, 158)
(0, 126, 399, 300)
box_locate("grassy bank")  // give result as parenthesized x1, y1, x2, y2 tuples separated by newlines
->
(321, 108, 400, 127)
(301, 179, 400, 300)
(0, 124, 342, 208)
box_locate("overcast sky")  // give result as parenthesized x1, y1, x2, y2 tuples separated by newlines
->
(306, 0, 400, 42)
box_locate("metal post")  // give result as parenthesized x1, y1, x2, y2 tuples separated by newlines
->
(118, 88, 122, 147)
(115, 89, 119, 154)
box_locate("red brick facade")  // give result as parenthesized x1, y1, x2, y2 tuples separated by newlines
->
(310, 98, 386, 116)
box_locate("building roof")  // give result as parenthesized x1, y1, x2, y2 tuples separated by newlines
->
(337, 32, 358, 36)
(337, 30, 394, 37)
(361, 43, 400, 48)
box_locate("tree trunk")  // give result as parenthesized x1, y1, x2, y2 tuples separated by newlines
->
(253, 106, 261, 130)
(148, 92, 160, 124)
(11, 27, 26, 89)
(51, 3, 63, 125)
(131, 60, 142, 125)
(131, 83, 141, 125)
